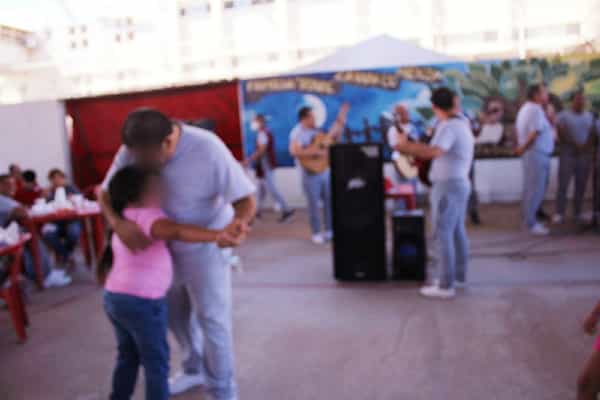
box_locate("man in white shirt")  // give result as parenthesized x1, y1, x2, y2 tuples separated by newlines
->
(387, 104, 419, 150)
(387, 104, 419, 205)
(395, 87, 474, 300)
(515, 83, 555, 235)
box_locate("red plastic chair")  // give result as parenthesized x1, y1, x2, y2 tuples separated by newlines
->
(0, 235, 31, 343)
(385, 183, 417, 210)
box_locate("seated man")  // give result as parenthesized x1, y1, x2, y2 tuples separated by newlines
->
(43, 169, 82, 268)
(14, 170, 45, 206)
(0, 174, 70, 287)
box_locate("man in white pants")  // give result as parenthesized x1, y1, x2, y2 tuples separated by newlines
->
(515, 84, 555, 235)
(100, 108, 256, 400)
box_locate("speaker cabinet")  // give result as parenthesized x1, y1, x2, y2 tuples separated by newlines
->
(392, 210, 426, 281)
(330, 144, 386, 281)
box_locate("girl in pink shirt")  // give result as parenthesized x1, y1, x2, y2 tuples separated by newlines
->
(99, 166, 244, 400)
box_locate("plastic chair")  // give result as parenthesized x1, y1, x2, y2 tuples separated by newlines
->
(0, 236, 30, 343)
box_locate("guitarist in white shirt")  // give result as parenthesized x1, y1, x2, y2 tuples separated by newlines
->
(289, 103, 349, 244)
(387, 104, 420, 203)
(388, 103, 419, 149)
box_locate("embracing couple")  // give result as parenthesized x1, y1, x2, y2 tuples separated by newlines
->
(99, 108, 256, 400)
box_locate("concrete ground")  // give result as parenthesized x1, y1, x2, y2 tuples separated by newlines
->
(1, 203, 599, 400)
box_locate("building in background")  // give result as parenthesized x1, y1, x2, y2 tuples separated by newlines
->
(1, 0, 600, 104)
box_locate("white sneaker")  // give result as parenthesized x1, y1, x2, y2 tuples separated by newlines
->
(169, 371, 205, 395)
(324, 230, 333, 241)
(43, 269, 72, 288)
(419, 285, 456, 299)
(551, 214, 564, 224)
(311, 233, 326, 245)
(529, 222, 550, 236)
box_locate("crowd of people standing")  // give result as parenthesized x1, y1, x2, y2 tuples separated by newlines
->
(517, 84, 599, 236)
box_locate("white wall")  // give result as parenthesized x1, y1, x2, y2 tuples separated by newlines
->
(0, 101, 70, 186)
(259, 157, 571, 209)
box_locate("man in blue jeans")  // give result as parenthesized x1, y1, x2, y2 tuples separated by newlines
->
(395, 87, 474, 299)
(289, 104, 349, 244)
(515, 83, 554, 235)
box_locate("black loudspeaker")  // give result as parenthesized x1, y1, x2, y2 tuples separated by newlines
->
(330, 143, 386, 281)
(392, 210, 426, 281)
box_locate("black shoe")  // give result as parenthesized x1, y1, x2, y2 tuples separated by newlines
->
(278, 209, 296, 223)
(470, 211, 481, 225)
(536, 208, 550, 221)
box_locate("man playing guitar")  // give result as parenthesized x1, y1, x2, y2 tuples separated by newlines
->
(289, 103, 349, 244)
(395, 87, 474, 299)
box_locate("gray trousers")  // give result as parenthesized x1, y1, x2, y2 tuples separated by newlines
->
(555, 150, 592, 218)
(521, 151, 551, 228)
(301, 169, 332, 234)
(430, 179, 471, 289)
(258, 167, 290, 212)
(167, 249, 237, 400)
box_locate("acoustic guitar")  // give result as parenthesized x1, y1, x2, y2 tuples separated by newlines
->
(298, 132, 334, 174)
(393, 153, 419, 180)
(391, 121, 419, 180)
(297, 103, 350, 174)
(391, 121, 432, 186)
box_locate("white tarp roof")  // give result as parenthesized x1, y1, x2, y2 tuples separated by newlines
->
(291, 35, 456, 74)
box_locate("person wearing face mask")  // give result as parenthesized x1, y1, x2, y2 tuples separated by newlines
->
(244, 114, 295, 222)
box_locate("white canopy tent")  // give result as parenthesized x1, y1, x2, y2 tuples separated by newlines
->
(291, 34, 457, 74)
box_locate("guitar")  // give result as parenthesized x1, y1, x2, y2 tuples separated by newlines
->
(391, 121, 419, 180)
(297, 103, 350, 174)
(298, 133, 334, 174)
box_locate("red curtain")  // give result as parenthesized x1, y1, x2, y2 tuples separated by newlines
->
(66, 80, 242, 189)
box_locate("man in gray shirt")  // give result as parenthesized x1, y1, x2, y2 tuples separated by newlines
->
(515, 83, 554, 235)
(100, 109, 256, 400)
(395, 87, 474, 300)
(553, 91, 595, 223)
(289, 104, 349, 244)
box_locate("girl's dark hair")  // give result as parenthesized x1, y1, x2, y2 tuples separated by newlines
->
(96, 165, 160, 284)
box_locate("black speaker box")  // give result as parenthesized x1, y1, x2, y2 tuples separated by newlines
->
(330, 143, 386, 281)
(392, 210, 426, 281)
